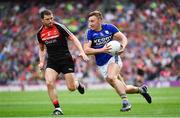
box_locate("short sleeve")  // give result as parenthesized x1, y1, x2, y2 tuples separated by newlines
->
(107, 24, 119, 34)
(82, 30, 91, 44)
(37, 32, 43, 44)
(56, 23, 72, 38)
(86, 30, 92, 41)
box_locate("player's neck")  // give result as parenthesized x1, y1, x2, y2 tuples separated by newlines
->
(44, 25, 53, 29)
(95, 26, 102, 31)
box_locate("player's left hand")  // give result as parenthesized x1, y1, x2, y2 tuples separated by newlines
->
(79, 52, 89, 61)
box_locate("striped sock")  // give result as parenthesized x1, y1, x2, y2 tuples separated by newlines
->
(53, 100, 60, 108)
(120, 93, 128, 101)
(138, 87, 143, 93)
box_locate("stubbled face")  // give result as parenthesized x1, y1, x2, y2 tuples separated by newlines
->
(88, 15, 102, 31)
(41, 14, 54, 27)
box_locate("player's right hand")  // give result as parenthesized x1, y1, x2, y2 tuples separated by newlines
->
(38, 62, 44, 70)
(79, 52, 89, 61)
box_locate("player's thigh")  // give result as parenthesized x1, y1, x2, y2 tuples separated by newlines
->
(64, 73, 76, 89)
(107, 63, 120, 78)
(45, 68, 58, 84)
(107, 56, 122, 76)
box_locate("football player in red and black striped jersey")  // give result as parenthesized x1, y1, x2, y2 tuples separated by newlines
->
(36, 9, 89, 115)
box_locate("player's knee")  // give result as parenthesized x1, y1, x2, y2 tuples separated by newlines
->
(67, 85, 76, 91)
(107, 75, 116, 84)
(124, 85, 128, 91)
(46, 80, 54, 88)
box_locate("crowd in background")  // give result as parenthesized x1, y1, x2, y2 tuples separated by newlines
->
(0, 0, 179, 86)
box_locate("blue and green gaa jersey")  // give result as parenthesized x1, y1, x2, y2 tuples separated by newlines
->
(86, 24, 119, 66)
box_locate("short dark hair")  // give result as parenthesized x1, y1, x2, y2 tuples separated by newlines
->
(87, 10, 103, 20)
(40, 9, 53, 19)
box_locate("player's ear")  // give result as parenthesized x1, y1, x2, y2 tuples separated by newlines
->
(41, 19, 45, 24)
(98, 18, 103, 23)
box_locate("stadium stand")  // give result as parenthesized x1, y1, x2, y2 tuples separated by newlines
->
(0, 0, 179, 88)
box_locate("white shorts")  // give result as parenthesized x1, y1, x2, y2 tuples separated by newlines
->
(97, 55, 123, 79)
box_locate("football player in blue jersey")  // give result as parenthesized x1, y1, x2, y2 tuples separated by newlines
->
(84, 10, 152, 112)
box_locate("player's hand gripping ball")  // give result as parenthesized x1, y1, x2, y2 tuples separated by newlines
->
(107, 40, 121, 55)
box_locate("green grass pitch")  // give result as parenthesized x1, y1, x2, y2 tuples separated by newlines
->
(0, 87, 180, 117)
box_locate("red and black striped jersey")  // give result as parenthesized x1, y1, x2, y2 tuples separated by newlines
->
(37, 22, 72, 60)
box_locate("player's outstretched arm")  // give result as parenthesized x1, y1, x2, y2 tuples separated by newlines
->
(69, 35, 89, 61)
(83, 41, 111, 55)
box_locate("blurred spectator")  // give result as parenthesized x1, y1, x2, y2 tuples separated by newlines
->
(0, 0, 179, 86)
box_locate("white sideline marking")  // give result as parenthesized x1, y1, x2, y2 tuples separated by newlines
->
(1, 116, 179, 118)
